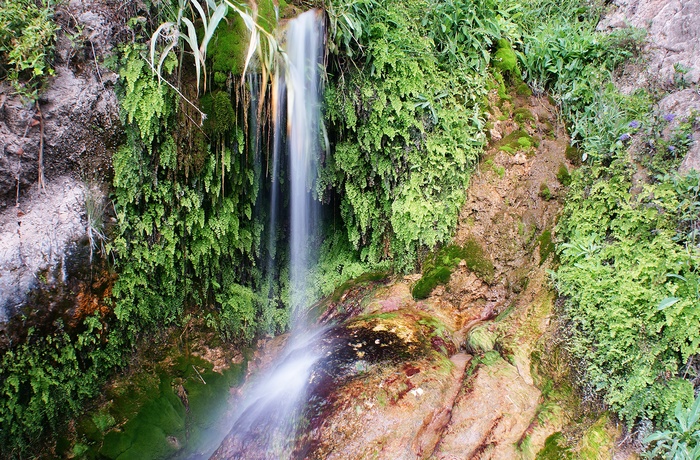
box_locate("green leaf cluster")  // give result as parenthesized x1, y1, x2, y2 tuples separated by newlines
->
(323, 0, 488, 269)
(0, 318, 128, 457)
(556, 159, 699, 423)
(644, 393, 700, 459)
(0, 0, 58, 100)
(423, 0, 503, 70)
(502, 0, 699, 433)
(111, 44, 268, 340)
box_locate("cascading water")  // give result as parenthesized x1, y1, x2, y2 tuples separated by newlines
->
(207, 10, 326, 460)
(286, 10, 323, 326)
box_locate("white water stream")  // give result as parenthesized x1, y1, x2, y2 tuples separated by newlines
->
(206, 10, 326, 460)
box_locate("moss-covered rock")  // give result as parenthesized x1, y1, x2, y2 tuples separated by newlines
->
(492, 39, 520, 77)
(497, 129, 537, 154)
(537, 229, 555, 265)
(466, 326, 496, 354)
(556, 163, 571, 186)
(564, 144, 582, 165)
(412, 239, 494, 299)
(208, 0, 278, 78)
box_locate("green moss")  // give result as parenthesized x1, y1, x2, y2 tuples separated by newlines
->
(536, 432, 572, 459)
(413, 239, 494, 299)
(497, 129, 535, 154)
(330, 270, 391, 303)
(201, 90, 236, 135)
(75, 352, 245, 460)
(556, 164, 572, 186)
(208, 0, 277, 77)
(516, 82, 532, 97)
(492, 39, 520, 77)
(493, 71, 512, 103)
(537, 230, 556, 265)
(564, 144, 582, 165)
(459, 239, 495, 282)
(513, 107, 534, 123)
(467, 326, 495, 353)
(578, 415, 615, 459)
(480, 350, 501, 365)
(412, 266, 451, 299)
(517, 136, 532, 148)
(484, 157, 505, 177)
(256, 0, 278, 33)
(209, 12, 249, 76)
(539, 183, 552, 201)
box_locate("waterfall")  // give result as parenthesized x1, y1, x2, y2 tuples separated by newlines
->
(287, 10, 323, 326)
(207, 10, 326, 460)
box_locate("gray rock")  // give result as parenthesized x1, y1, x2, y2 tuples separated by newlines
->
(600, 0, 700, 173)
(0, 0, 128, 322)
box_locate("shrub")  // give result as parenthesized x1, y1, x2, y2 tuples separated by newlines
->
(0, 0, 57, 100)
(643, 394, 700, 459)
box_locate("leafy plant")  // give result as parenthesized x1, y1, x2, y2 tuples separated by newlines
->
(149, 0, 284, 96)
(422, 0, 503, 70)
(644, 394, 700, 459)
(0, 0, 58, 100)
(323, 0, 488, 269)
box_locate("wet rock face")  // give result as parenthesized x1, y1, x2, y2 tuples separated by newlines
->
(0, 0, 135, 323)
(0, 0, 131, 211)
(0, 178, 86, 322)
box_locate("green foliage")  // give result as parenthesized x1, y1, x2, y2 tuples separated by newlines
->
(505, 0, 700, 434)
(111, 44, 264, 340)
(0, 318, 127, 457)
(512, 2, 643, 122)
(0, 0, 57, 100)
(150, 0, 283, 97)
(324, 0, 488, 269)
(423, 0, 503, 70)
(644, 393, 700, 460)
(555, 155, 700, 423)
(211, 283, 262, 342)
(310, 228, 390, 301)
(556, 163, 572, 186)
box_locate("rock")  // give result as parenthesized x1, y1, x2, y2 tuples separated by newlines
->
(656, 89, 700, 173)
(435, 357, 541, 459)
(599, 0, 700, 173)
(307, 350, 472, 460)
(0, 178, 85, 321)
(0, 0, 130, 323)
(599, 0, 700, 88)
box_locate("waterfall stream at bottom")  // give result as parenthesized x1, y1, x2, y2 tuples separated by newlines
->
(204, 9, 327, 460)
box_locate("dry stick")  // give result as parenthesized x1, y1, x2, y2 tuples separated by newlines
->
(90, 41, 104, 89)
(36, 102, 46, 193)
(15, 175, 20, 208)
(192, 365, 206, 384)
